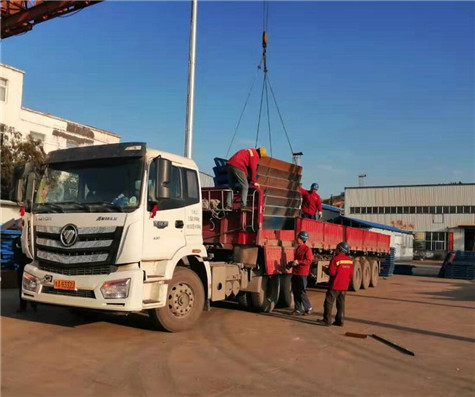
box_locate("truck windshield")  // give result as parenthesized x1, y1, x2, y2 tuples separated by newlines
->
(33, 157, 143, 213)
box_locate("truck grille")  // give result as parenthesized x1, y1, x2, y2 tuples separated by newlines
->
(38, 265, 117, 276)
(42, 286, 96, 299)
(35, 226, 123, 268)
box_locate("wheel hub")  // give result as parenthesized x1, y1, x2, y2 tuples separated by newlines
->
(168, 282, 194, 318)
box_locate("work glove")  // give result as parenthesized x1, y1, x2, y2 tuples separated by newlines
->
(318, 211, 322, 219)
(286, 260, 299, 269)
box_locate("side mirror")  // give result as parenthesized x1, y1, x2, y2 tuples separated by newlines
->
(155, 157, 171, 199)
(11, 166, 25, 202)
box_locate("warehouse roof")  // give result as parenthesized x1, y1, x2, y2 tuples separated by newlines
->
(345, 183, 474, 190)
(337, 216, 413, 234)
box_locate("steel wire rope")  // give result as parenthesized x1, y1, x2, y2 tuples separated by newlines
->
(226, 57, 263, 158)
(267, 74, 295, 155)
(264, 75, 273, 157)
(255, 73, 267, 149)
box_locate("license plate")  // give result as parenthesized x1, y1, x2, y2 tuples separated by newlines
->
(53, 279, 76, 291)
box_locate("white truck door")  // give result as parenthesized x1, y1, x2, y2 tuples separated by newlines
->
(142, 161, 186, 260)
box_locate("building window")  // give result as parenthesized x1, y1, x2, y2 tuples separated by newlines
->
(361, 207, 367, 214)
(0, 78, 7, 102)
(424, 232, 448, 251)
(471, 206, 475, 214)
(30, 132, 45, 143)
(66, 140, 78, 148)
(354, 207, 361, 214)
(449, 206, 456, 214)
(409, 206, 416, 214)
(457, 206, 463, 214)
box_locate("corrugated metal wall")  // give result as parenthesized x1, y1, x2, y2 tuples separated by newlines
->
(199, 172, 214, 188)
(345, 184, 475, 232)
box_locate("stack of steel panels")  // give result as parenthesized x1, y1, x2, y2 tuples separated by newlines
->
(256, 156, 302, 230)
(380, 247, 395, 276)
(1, 229, 21, 271)
(441, 251, 475, 280)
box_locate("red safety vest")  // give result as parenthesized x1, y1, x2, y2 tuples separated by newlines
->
(327, 253, 353, 291)
(292, 243, 313, 276)
(227, 148, 260, 183)
(299, 187, 322, 215)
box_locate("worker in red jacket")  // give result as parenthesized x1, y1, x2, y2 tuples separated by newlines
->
(286, 231, 313, 315)
(226, 147, 266, 210)
(299, 183, 322, 220)
(317, 242, 353, 326)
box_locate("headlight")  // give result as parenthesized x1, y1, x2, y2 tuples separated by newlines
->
(22, 272, 39, 292)
(100, 278, 131, 299)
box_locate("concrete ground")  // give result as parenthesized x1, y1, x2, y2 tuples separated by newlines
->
(1, 267, 474, 397)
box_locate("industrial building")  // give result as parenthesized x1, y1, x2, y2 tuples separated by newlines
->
(1, 63, 120, 153)
(344, 183, 475, 256)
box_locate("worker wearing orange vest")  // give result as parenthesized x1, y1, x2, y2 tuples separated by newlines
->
(299, 183, 322, 219)
(226, 147, 266, 210)
(317, 241, 353, 326)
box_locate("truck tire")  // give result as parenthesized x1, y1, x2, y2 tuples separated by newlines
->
(250, 275, 280, 313)
(370, 259, 379, 287)
(149, 267, 205, 332)
(277, 274, 292, 308)
(361, 258, 371, 289)
(349, 258, 362, 292)
(237, 291, 251, 309)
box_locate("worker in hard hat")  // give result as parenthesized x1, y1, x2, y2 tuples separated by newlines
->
(226, 147, 266, 211)
(299, 182, 322, 220)
(286, 230, 313, 315)
(317, 241, 353, 326)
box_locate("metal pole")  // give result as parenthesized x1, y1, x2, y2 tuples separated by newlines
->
(184, 0, 197, 159)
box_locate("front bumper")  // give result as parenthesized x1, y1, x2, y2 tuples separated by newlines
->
(22, 262, 147, 312)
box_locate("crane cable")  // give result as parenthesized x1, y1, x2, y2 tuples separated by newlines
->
(228, 0, 295, 158)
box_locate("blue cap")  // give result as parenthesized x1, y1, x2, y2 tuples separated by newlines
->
(311, 183, 319, 190)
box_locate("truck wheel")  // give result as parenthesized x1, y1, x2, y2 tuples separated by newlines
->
(237, 291, 251, 309)
(149, 267, 205, 332)
(349, 259, 362, 292)
(361, 258, 371, 289)
(277, 274, 292, 308)
(250, 275, 280, 313)
(370, 260, 379, 287)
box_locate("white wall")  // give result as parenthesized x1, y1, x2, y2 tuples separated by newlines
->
(369, 227, 414, 261)
(0, 200, 21, 225)
(0, 63, 120, 153)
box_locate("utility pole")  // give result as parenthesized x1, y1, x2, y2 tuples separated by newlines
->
(184, 0, 197, 159)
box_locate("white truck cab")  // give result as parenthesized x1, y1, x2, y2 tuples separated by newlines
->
(19, 142, 213, 331)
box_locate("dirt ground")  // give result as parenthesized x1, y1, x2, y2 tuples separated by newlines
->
(1, 266, 474, 397)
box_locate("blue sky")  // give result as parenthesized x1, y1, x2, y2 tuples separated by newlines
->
(3, 1, 474, 198)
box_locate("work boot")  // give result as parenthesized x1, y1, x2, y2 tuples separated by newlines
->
(292, 310, 303, 316)
(332, 321, 343, 327)
(316, 319, 331, 326)
(304, 307, 313, 315)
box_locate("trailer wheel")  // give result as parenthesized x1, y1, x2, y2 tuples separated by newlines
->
(149, 267, 205, 332)
(237, 291, 251, 309)
(350, 258, 362, 292)
(370, 259, 379, 287)
(277, 274, 292, 308)
(361, 258, 371, 289)
(250, 275, 280, 313)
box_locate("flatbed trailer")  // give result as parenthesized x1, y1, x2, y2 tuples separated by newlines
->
(202, 156, 390, 309)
